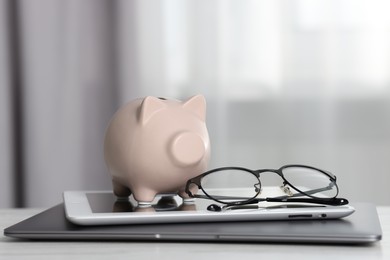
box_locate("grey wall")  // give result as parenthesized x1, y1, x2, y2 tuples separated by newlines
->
(1, 0, 390, 207)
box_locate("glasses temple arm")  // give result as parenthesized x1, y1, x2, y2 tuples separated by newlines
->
(262, 197, 349, 206)
(189, 194, 349, 206)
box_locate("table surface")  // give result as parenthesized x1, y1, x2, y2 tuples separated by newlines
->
(0, 206, 389, 260)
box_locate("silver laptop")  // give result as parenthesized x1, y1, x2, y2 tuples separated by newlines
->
(4, 202, 382, 244)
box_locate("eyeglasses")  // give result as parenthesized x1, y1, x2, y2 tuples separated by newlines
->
(185, 165, 348, 208)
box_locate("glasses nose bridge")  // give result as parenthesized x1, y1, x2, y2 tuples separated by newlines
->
(255, 169, 282, 177)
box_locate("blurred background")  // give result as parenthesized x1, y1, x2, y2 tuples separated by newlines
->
(1, 0, 390, 208)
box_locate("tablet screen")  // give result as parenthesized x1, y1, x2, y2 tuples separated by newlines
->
(86, 192, 197, 213)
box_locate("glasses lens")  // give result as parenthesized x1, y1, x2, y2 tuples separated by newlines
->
(281, 166, 338, 198)
(200, 168, 260, 203)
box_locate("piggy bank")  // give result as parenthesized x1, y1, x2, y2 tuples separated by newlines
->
(104, 95, 210, 204)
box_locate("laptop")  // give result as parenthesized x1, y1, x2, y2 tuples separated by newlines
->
(4, 202, 382, 244)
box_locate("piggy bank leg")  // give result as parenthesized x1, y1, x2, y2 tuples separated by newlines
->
(112, 179, 132, 198)
(132, 188, 157, 206)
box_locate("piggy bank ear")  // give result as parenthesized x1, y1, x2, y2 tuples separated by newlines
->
(139, 96, 166, 124)
(183, 95, 206, 122)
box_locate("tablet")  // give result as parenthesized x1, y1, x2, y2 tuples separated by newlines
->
(63, 189, 355, 225)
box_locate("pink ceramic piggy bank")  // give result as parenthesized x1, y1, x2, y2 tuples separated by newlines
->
(104, 95, 210, 204)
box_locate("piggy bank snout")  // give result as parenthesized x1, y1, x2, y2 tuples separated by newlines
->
(170, 132, 206, 167)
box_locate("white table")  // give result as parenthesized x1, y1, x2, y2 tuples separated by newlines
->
(0, 206, 389, 260)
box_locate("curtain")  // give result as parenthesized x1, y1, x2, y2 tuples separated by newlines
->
(0, 0, 13, 207)
(1, 0, 390, 207)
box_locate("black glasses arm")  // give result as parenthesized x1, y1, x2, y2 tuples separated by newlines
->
(255, 197, 349, 206)
(188, 194, 348, 206)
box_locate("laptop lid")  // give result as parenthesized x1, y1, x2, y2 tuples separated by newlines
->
(4, 202, 382, 244)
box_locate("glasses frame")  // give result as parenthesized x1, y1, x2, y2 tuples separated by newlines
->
(185, 164, 348, 206)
